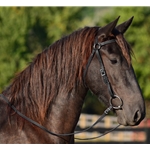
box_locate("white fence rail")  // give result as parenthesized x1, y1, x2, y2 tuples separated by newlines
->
(75, 113, 149, 143)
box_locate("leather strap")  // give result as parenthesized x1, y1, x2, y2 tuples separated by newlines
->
(0, 94, 115, 138)
(83, 38, 116, 98)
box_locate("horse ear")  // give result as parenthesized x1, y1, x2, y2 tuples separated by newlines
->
(98, 16, 120, 38)
(116, 16, 134, 34)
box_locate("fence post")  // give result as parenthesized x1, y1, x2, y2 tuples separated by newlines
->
(146, 128, 150, 144)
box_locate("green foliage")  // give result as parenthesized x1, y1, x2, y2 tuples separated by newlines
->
(0, 7, 95, 91)
(97, 7, 150, 100)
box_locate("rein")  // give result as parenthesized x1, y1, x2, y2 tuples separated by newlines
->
(0, 37, 123, 141)
(0, 93, 120, 140)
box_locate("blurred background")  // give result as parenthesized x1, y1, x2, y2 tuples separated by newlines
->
(0, 7, 150, 143)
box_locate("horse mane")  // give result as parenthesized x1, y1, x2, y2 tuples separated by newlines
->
(2, 26, 133, 124)
(3, 27, 99, 123)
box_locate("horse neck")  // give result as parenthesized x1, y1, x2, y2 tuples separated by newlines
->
(45, 84, 87, 141)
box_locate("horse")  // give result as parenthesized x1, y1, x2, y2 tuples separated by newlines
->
(0, 16, 145, 143)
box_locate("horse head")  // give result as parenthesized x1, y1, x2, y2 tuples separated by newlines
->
(85, 17, 145, 126)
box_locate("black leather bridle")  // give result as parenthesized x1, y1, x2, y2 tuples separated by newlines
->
(0, 37, 123, 141)
(83, 37, 123, 110)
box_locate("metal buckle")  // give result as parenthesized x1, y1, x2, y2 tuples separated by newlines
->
(93, 43, 101, 50)
(110, 95, 123, 110)
(104, 106, 113, 114)
(100, 69, 106, 76)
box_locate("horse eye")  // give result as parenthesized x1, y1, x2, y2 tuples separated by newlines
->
(110, 59, 118, 64)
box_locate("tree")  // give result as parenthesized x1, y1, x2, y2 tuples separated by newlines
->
(0, 7, 95, 91)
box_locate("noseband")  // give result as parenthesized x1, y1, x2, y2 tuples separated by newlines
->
(0, 37, 123, 142)
(83, 37, 123, 110)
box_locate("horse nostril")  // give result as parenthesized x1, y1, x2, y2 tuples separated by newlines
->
(134, 110, 141, 122)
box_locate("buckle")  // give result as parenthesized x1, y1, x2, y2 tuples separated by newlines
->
(100, 69, 106, 76)
(104, 106, 112, 114)
(93, 43, 101, 50)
